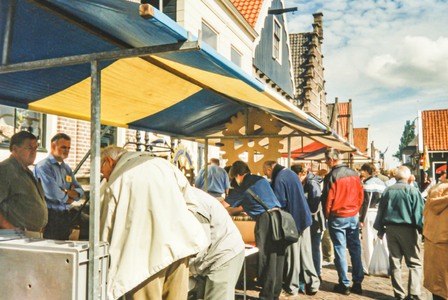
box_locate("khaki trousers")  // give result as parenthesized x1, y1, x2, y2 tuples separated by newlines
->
(195, 250, 245, 300)
(283, 227, 320, 294)
(321, 229, 334, 262)
(125, 258, 189, 300)
(386, 225, 422, 298)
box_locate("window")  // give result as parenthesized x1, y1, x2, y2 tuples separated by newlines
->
(0, 105, 46, 149)
(202, 22, 218, 50)
(273, 18, 282, 61)
(230, 46, 242, 67)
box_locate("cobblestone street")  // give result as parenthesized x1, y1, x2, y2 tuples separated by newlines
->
(237, 248, 431, 300)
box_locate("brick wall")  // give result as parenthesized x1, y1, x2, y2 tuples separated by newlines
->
(56, 117, 91, 175)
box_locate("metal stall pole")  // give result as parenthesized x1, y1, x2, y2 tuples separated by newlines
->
(204, 138, 208, 192)
(1, 0, 17, 65)
(89, 59, 101, 300)
(287, 136, 291, 168)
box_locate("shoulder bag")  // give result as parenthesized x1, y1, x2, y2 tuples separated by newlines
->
(247, 187, 299, 245)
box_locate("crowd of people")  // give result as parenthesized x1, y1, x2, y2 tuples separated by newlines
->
(0, 130, 447, 300)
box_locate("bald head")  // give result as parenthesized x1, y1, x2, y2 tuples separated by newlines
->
(396, 166, 411, 181)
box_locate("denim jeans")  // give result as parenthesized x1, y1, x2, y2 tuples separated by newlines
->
(328, 215, 364, 287)
(310, 230, 322, 276)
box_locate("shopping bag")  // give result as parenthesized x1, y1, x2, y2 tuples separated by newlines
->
(368, 236, 390, 276)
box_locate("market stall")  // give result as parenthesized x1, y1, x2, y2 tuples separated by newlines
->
(0, 1, 362, 299)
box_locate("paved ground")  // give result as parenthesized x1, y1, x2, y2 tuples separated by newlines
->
(236, 249, 431, 300)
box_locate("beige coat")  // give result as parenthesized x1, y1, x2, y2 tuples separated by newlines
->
(423, 179, 448, 298)
(100, 153, 207, 300)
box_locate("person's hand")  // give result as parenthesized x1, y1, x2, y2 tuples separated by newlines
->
(66, 185, 79, 199)
(378, 234, 384, 240)
(360, 222, 364, 227)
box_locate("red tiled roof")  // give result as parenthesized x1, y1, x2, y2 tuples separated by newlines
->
(338, 103, 349, 141)
(230, 0, 263, 28)
(422, 109, 448, 151)
(354, 128, 368, 153)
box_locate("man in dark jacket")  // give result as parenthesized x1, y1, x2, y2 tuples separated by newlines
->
(374, 166, 424, 300)
(321, 149, 364, 295)
(291, 163, 326, 283)
(263, 161, 319, 295)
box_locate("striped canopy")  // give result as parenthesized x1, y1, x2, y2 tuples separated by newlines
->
(0, 0, 359, 152)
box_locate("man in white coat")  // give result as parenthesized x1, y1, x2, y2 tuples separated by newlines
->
(190, 188, 245, 300)
(100, 146, 207, 300)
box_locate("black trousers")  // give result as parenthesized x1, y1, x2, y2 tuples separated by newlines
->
(43, 209, 72, 240)
(255, 212, 286, 300)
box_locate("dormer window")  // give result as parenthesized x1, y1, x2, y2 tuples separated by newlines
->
(273, 17, 282, 62)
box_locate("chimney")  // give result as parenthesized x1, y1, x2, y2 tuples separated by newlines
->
(312, 12, 323, 39)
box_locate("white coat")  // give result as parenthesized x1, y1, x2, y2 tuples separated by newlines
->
(100, 152, 208, 299)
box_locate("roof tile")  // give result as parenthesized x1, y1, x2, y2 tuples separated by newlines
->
(354, 128, 368, 153)
(231, 0, 263, 28)
(422, 109, 448, 151)
(338, 103, 349, 141)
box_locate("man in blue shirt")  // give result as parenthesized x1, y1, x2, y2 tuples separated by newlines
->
(195, 158, 230, 200)
(222, 161, 284, 300)
(34, 133, 84, 240)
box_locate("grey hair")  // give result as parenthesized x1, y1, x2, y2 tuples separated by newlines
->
(325, 148, 342, 161)
(396, 166, 411, 180)
(101, 146, 128, 165)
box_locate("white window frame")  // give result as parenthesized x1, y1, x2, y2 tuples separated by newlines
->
(201, 20, 219, 51)
(272, 17, 282, 64)
(230, 46, 243, 67)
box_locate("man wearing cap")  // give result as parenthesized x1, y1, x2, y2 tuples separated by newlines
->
(0, 131, 47, 238)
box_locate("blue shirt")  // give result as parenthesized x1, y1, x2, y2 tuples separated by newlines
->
(33, 154, 84, 210)
(195, 163, 230, 194)
(225, 174, 281, 219)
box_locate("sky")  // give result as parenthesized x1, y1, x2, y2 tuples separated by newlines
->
(284, 0, 448, 168)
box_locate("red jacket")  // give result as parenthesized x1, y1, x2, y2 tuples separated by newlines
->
(321, 164, 364, 218)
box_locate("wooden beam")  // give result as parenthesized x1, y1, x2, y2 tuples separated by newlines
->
(139, 4, 155, 19)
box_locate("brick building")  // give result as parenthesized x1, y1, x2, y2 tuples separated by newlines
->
(422, 109, 448, 180)
(289, 13, 328, 124)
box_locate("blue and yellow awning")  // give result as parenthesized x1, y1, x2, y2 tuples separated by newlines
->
(0, 0, 358, 152)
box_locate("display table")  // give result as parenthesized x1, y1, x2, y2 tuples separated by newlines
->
(236, 244, 259, 300)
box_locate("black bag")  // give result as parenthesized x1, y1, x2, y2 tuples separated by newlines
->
(247, 188, 299, 245)
(268, 209, 299, 244)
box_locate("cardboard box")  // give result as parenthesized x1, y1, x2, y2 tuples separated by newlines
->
(233, 220, 256, 244)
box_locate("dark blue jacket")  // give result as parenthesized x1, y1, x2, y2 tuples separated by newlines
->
(304, 172, 326, 233)
(271, 164, 312, 233)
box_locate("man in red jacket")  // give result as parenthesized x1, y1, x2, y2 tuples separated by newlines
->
(321, 149, 364, 295)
